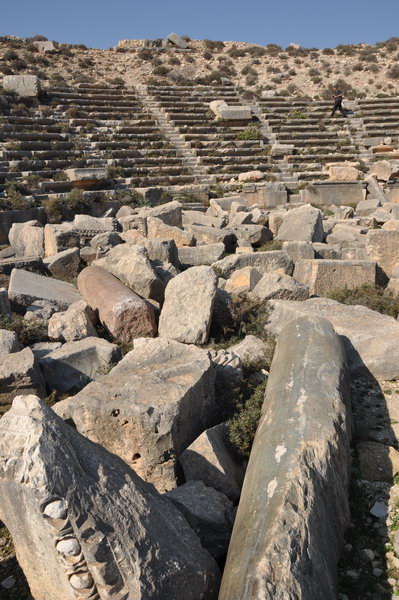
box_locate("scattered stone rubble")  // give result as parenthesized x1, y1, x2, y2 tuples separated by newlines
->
(3, 75, 399, 600)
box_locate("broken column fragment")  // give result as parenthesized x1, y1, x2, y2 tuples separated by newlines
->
(0, 395, 220, 600)
(219, 316, 351, 600)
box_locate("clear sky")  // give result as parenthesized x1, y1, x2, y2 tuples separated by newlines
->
(3, 0, 399, 50)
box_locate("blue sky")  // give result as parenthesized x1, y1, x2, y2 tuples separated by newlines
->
(3, 0, 399, 49)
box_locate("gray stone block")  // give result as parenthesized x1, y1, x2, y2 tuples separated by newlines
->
(3, 75, 41, 97)
(8, 268, 82, 310)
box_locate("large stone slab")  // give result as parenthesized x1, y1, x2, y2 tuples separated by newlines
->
(93, 244, 164, 302)
(188, 224, 237, 252)
(0, 207, 46, 246)
(178, 243, 225, 268)
(250, 272, 309, 301)
(219, 316, 351, 600)
(165, 480, 235, 561)
(293, 259, 376, 296)
(44, 223, 80, 257)
(54, 338, 217, 491)
(9, 220, 44, 257)
(48, 300, 97, 343)
(43, 247, 80, 279)
(167, 32, 189, 48)
(0, 395, 220, 600)
(40, 337, 121, 393)
(266, 298, 399, 380)
(8, 268, 82, 310)
(212, 250, 293, 279)
(180, 422, 245, 502)
(302, 182, 366, 206)
(0, 347, 45, 415)
(3, 74, 41, 97)
(77, 265, 157, 342)
(159, 266, 217, 344)
(147, 216, 194, 247)
(277, 204, 324, 243)
(139, 200, 182, 228)
(366, 229, 399, 282)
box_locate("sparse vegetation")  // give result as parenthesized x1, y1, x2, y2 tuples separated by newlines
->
(236, 124, 262, 140)
(328, 284, 399, 317)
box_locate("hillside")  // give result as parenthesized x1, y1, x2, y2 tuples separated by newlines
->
(1, 34, 399, 99)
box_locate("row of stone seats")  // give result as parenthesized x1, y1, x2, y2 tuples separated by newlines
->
(149, 83, 277, 181)
(359, 97, 399, 141)
(0, 85, 197, 195)
(258, 97, 363, 183)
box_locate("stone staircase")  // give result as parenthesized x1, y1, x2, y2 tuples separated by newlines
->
(134, 83, 212, 185)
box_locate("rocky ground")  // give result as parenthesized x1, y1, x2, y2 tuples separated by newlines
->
(1, 34, 399, 99)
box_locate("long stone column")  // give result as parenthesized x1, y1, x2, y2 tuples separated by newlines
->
(219, 315, 351, 600)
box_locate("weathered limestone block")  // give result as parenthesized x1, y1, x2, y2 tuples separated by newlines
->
(8, 268, 82, 310)
(228, 211, 253, 226)
(147, 216, 194, 247)
(0, 348, 45, 414)
(302, 182, 366, 206)
(43, 247, 80, 279)
(48, 300, 97, 342)
(238, 170, 263, 182)
(65, 168, 108, 187)
(33, 40, 55, 51)
(178, 243, 225, 268)
(212, 250, 293, 279)
(277, 204, 324, 242)
(77, 266, 157, 342)
(225, 267, 262, 295)
(183, 210, 225, 229)
(165, 481, 235, 560)
(73, 214, 114, 232)
(180, 423, 245, 502)
(167, 32, 189, 48)
(0, 255, 44, 275)
(268, 209, 286, 236)
(282, 240, 314, 262)
(139, 200, 182, 228)
(326, 223, 367, 247)
(270, 144, 294, 157)
(93, 244, 164, 303)
(293, 259, 376, 296)
(356, 199, 380, 217)
(122, 230, 179, 266)
(250, 272, 309, 301)
(9, 220, 44, 257)
(0, 395, 220, 600)
(329, 165, 360, 181)
(188, 224, 237, 252)
(54, 338, 217, 491)
(366, 229, 399, 282)
(90, 231, 123, 251)
(159, 266, 217, 344)
(3, 75, 41, 97)
(369, 160, 398, 182)
(231, 224, 272, 246)
(0, 329, 19, 355)
(219, 316, 351, 600)
(230, 335, 269, 365)
(40, 337, 121, 393)
(266, 298, 399, 380)
(44, 224, 80, 257)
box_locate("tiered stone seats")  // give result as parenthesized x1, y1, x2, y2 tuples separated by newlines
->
(358, 97, 399, 145)
(148, 84, 277, 182)
(0, 85, 196, 199)
(258, 97, 361, 184)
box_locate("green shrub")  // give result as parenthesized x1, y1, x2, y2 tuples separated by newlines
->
(322, 47, 335, 55)
(228, 377, 266, 457)
(204, 40, 225, 52)
(1, 182, 31, 210)
(387, 65, 399, 80)
(137, 48, 153, 61)
(3, 50, 19, 61)
(0, 314, 47, 346)
(43, 188, 92, 222)
(247, 46, 267, 57)
(236, 124, 262, 140)
(107, 165, 126, 179)
(327, 284, 399, 317)
(256, 239, 283, 252)
(152, 65, 170, 77)
(227, 45, 247, 58)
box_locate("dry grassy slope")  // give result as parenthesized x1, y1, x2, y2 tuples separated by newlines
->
(1, 35, 399, 99)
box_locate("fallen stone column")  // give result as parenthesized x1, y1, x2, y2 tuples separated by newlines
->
(219, 315, 351, 600)
(77, 265, 157, 342)
(0, 395, 220, 600)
